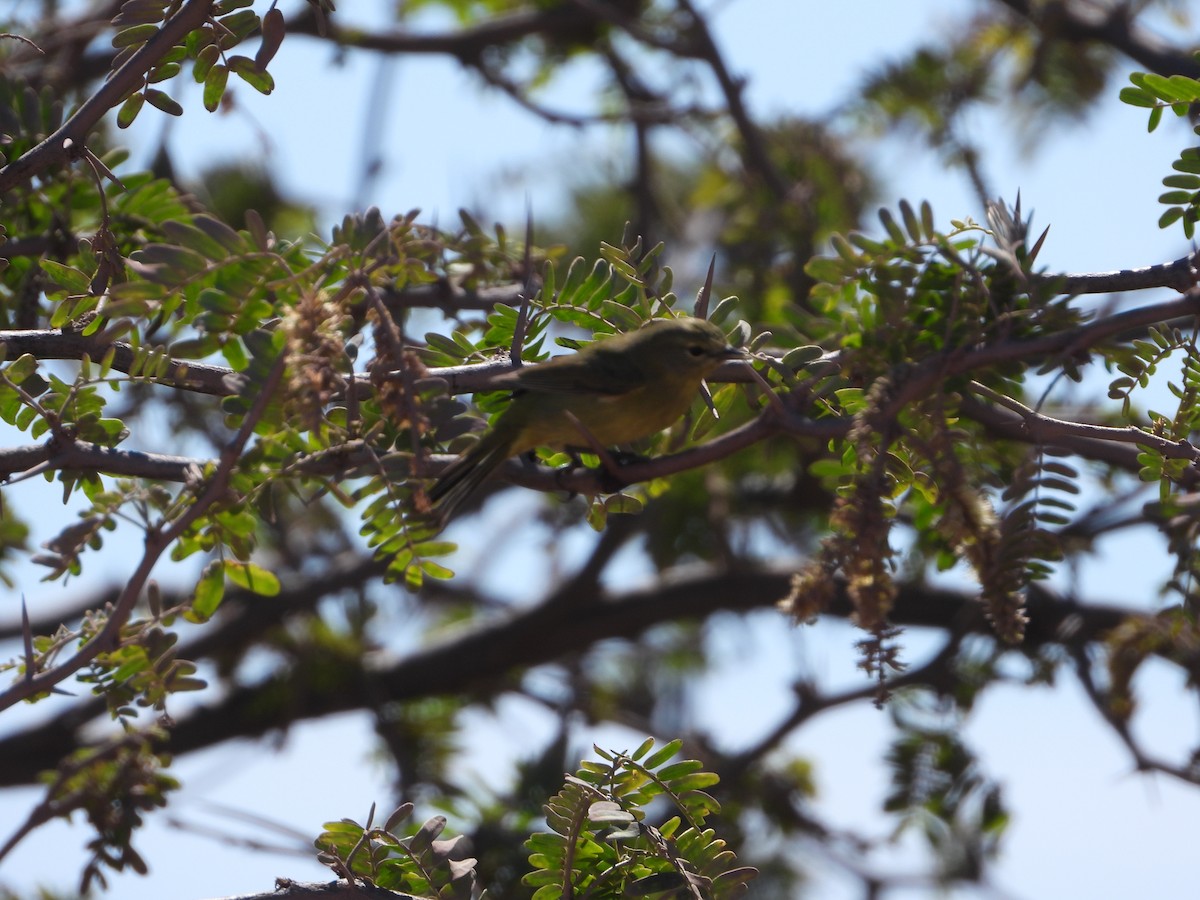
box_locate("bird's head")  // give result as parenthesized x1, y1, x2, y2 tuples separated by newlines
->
(633, 317, 745, 378)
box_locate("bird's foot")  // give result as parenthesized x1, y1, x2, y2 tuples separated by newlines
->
(606, 450, 650, 467)
(551, 449, 646, 494)
(594, 450, 648, 493)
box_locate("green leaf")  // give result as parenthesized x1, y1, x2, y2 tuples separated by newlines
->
(144, 88, 183, 116)
(1137, 72, 1176, 99)
(1159, 207, 1184, 229)
(190, 562, 226, 620)
(631, 736, 656, 761)
(656, 760, 703, 781)
(781, 345, 826, 369)
(666, 771, 721, 793)
(192, 214, 245, 252)
(204, 65, 229, 112)
(898, 198, 922, 240)
(113, 23, 160, 47)
(920, 199, 936, 236)
(419, 560, 455, 580)
(39, 259, 91, 292)
(1163, 173, 1200, 189)
(847, 231, 888, 254)
(217, 9, 260, 42)
(628, 873, 687, 896)
(603, 493, 642, 515)
(117, 91, 145, 128)
(159, 221, 234, 260)
(642, 738, 683, 770)
(6, 353, 38, 384)
(221, 337, 248, 371)
(194, 43, 220, 82)
(1158, 190, 1194, 205)
(1173, 155, 1200, 175)
(1118, 86, 1156, 108)
(114, 0, 170, 26)
(149, 61, 181, 83)
(1168, 74, 1200, 101)
(805, 256, 852, 284)
(224, 561, 281, 596)
(878, 207, 906, 244)
(228, 55, 274, 94)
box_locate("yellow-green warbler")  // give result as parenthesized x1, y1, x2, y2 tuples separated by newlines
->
(429, 317, 743, 517)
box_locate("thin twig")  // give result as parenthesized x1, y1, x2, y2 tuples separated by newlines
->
(967, 379, 1200, 464)
(509, 203, 535, 363)
(0, 351, 288, 711)
(0, 0, 216, 194)
(694, 253, 716, 319)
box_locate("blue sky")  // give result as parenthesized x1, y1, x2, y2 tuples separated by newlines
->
(4, 1, 1200, 898)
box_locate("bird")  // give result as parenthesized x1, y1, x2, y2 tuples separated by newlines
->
(428, 317, 743, 519)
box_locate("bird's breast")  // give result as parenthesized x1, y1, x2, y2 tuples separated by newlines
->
(512, 378, 702, 452)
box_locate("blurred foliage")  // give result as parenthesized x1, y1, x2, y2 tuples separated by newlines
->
(3, 1, 1200, 898)
(194, 162, 315, 238)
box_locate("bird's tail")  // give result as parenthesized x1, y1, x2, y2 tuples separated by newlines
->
(428, 429, 515, 521)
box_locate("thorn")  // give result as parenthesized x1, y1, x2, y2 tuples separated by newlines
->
(1028, 225, 1050, 265)
(510, 201, 535, 364)
(564, 410, 623, 480)
(699, 379, 719, 419)
(695, 253, 716, 318)
(744, 361, 787, 417)
(83, 145, 127, 190)
(21, 594, 35, 683)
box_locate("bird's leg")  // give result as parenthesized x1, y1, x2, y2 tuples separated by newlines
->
(563, 411, 628, 491)
(562, 410, 621, 474)
(607, 449, 651, 466)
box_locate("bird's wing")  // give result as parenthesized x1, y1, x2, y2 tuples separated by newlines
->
(497, 344, 643, 396)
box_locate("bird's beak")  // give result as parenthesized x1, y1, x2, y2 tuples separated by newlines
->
(718, 345, 748, 359)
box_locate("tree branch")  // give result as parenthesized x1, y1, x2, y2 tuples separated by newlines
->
(288, 3, 603, 64)
(967, 380, 1200, 466)
(219, 880, 420, 900)
(0, 0, 216, 195)
(994, 0, 1200, 80)
(1048, 252, 1200, 295)
(0, 569, 1134, 783)
(0, 328, 235, 395)
(0, 350, 288, 711)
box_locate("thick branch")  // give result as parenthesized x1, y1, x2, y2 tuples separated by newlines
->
(153, 574, 1148, 758)
(0, 438, 206, 483)
(0, 329, 234, 395)
(1048, 252, 1199, 295)
(210, 880, 418, 900)
(288, 4, 605, 64)
(995, 0, 1200, 80)
(0, 566, 1138, 787)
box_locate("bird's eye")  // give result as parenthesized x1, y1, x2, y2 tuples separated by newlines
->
(687, 345, 706, 357)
